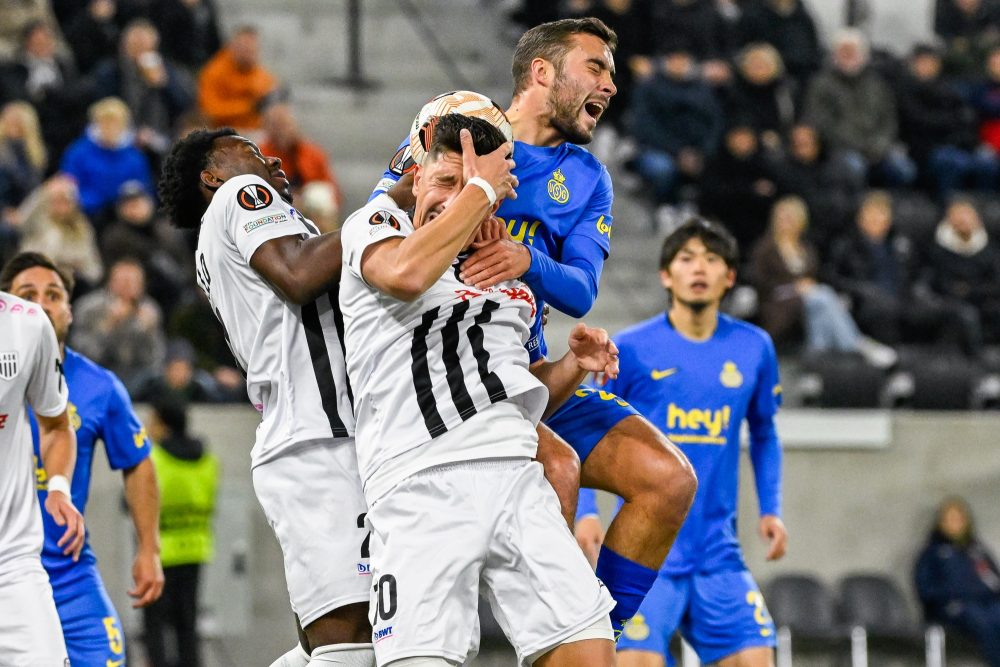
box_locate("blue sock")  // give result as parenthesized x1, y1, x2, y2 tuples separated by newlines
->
(594, 546, 658, 639)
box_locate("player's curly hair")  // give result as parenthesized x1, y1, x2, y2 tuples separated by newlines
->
(158, 127, 238, 229)
(425, 114, 507, 163)
(660, 217, 740, 270)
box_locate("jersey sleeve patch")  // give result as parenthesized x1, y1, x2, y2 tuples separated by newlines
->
(235, 182, 274, 211)
(369, 210, 401, 231)
(243, 212, 288, 233)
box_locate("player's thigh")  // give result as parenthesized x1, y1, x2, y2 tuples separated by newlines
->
(366, 464, 491, 666)
(686, 570, 776, 665)
(579, 413, 691, 501)
(0, 564, 69, 664)
(533, 637, 615, 667)
(544, 386, 639, 464)
(252, 439, 371, 626)
(482, 461, 615, 665)
(717, 646, 775, 667)
(52, 567, 126, 666)
(618, 573, 691, 666)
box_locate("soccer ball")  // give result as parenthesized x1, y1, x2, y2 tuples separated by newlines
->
(408, 90, 513, 167)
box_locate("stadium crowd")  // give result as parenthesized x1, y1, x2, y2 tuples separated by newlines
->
(0, 0, 343, 402)
(6, 0, 1000, 397)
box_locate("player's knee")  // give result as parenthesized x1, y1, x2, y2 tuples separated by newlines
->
(630, 436, 697, 525)
(303, 603, 371, 647)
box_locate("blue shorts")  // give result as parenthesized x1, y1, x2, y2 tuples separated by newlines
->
(50, 564, 126, 666)
(544, 385, 639, 462)
(618, 569, 776, 665)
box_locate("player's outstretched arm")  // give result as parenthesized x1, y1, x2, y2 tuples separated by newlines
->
(250, 232, 345, 305)
(361, 130, 515, 301)
(531, 323, 619, 419)
(38, 410, 85, 561)
(123, 458, 164, 607)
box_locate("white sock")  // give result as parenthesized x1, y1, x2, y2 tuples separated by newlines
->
(308, 643, 375, 666)
(269, 644, 311, 667)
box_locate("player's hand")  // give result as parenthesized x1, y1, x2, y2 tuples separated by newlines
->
(759, 515, 787, 561)
(470, 215, 512, 249)
(460, 129, 518, 202)
(129, 550, 165, 608)
(567, 323, 619, 379)
(459, 239, 531, 288)
(575, 515, 604, 569)
(46, 491, 85, 561)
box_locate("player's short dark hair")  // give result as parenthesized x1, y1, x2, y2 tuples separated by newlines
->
(0, 251, 75, 295)
(660, 218, 740, 270)
(158, 127, 238, 229)
(512, 17, 617, 95)
(425, 114, 506, 163)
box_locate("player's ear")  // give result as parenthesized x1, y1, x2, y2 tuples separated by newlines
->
(200, 169, 224, 190)
(659, 269, 672, 291)
(725, 267, 736, 289)
(531, 57, 553, 87)
(411, 166, 422, 199)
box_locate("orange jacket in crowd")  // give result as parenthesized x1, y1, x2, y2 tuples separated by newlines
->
(257, 138, 344, 207)
(197, 47, 277, 130)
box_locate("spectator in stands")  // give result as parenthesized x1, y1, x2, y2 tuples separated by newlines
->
(804, 29, 917, 187)
(144, 394, 218, 667)
(915, 496, 1000, 667)
(0, 19, 86, 161)
(16, 175, 103, 292)
(935, 0, 1000, 78)
(165, 289, 244, 396)
(0, 1, 63, 62)
(59, 97, 155, 225)
(899, 44, 999, 201)
(91, 19, 195, 161)
(100, 180, 191, 315)
(650, 0, 731, 64)
(149, 0, 221, 73)
(736, 0, 822, 90)
(71, 257, 166, 392)
(700, 120, 778, 253)
(825, 191, 981, 354)
(0, 101, 47, 222)
(628, 48, 723, 207)
(63, 0, 119, 75)
(723, 42, 795, 151)
(923, 197, 1000, 345)
(257, 103, 343, 209)
(970, 44, 1000, 152)
(750, 195, 898, 367)
(135, 339, 236, 404)
(772, 123, 863, 250)
(197, 25, 280, 131)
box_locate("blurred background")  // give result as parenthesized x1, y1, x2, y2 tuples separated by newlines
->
(4, 0, 1000, 664)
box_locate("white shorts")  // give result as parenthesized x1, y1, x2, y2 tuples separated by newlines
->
(367, 458, 615, 666)
(0, 561, 68, 666)
(252, 438, 371, 627)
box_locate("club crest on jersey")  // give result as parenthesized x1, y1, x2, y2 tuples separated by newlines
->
(369, 211, 401, 230)
(0, 351, 18, 380)
(720, 361, 743, 388)
(547, 169, 570, 204)
(623, 613, 651, 641)
(236, 183, 273, 211)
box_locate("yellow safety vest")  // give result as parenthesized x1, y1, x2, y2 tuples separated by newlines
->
(151, 445, 218, 567)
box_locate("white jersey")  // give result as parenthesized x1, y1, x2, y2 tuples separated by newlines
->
(196, 174, 355, 467)
(0, 292, 68, 581)
(340, 194, 548, 499)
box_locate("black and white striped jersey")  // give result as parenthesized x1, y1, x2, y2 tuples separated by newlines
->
(196, 175, 354, 467)
(340, 194, 548, 495)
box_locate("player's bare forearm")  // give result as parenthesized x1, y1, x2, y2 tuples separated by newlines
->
(124, 458, 164, 606)
(250, 232, 345, 305)
(362, 185, 493, 301)
(531, 356, 589, 420)
(123, 458, 161, 557)
(37, 410, 76, 480)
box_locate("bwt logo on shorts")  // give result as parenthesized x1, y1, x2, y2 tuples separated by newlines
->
(357, 562, 371, 575)
(374, 626, 394, 643)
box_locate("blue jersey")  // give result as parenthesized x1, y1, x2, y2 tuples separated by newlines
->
(372, 138, 614, 362)
(31, 347, 152, 579)
(604, 313, 783, 575)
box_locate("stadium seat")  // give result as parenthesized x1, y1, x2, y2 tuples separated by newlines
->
(905, 356, 978, 410)
(798, 353, 886, 408)
(890, 189, 940, 242)
(766, 574, 848, 664)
